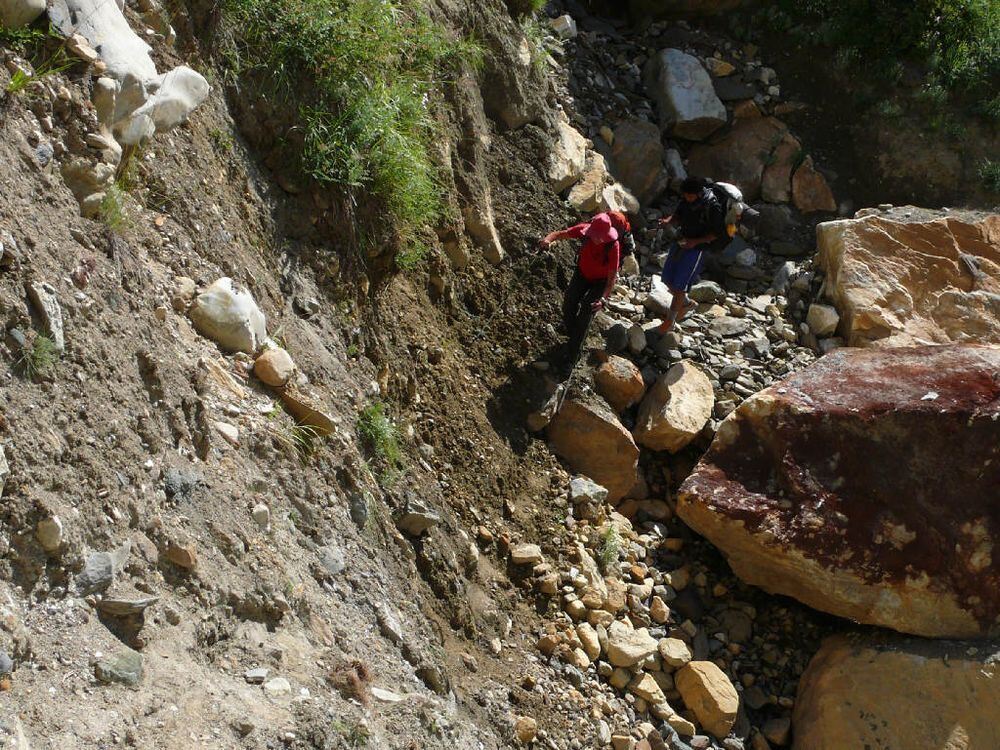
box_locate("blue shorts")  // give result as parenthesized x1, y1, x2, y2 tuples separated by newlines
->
(660, 242, 706, 292)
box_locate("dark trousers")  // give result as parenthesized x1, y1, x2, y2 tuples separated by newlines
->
(562, 269, 605, 370)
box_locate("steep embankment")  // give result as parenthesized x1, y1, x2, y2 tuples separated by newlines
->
(0, 0, 997, 749)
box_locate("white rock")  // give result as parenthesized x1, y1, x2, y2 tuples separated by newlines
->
(806, 303, 840, 337)
(549, 14, 577, 39)
(252, 503, 270, 531)
(26, 282, 65, 353)
(0, 446, 8, 498)
(188, 277, 266, 354)
(371, 687, 404, 703)
(569, 476, 608, 506)
(49, 0, 209, 143)
(510, 543, 543, 565)
(36, 516, 64, 553)
(0, 0, 45, 28)
(263, 677, 292, 698)
(606, 623, 659, 667)
(548, 113, 588, 192)
(643, 49, 727, 140)
(121, 67, 210, 144)
(213, 421, 240, 446)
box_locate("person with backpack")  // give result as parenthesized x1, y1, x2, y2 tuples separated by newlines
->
(654, 176, 727, 333)
(539, 212, 625, 373)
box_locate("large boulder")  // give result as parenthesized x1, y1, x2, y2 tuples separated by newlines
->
(678, 345, 1000, 638)
(794, 634, 1000, 750)
(49, 0, 209, 144)
(686, 117, 788, 201)
(595, 356, 646, 413)
(760, 133, 800, 204)
(547, 392, 640, 503)
(633, 361, 713, 452)
(610, 119, 669, 206)
(643, 49, 727, 141)
(817, 209, 1000, 347)
(188, 278, 267, 354)
(567, 152, 611, 213)
(0, 0, 45, 28)
(791, 156, 836, 213)
(549, 113, 589, 193)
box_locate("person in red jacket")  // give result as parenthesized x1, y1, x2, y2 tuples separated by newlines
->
(539, 212, 620, 373)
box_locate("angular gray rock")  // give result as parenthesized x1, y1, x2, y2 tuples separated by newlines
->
(644, 49, 727, 141)
(95, 649, 143, 686)
(26, 282, 65, 353)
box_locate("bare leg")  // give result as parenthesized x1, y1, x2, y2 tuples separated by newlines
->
(656, 288, 689, 333)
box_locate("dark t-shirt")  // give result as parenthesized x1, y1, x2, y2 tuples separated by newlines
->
(673, 192, 725, 241)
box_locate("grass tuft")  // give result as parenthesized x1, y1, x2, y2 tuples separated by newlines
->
(595, 525, 621, 575)
(357, 402, 403, 481)
(16, 334, 58, 379)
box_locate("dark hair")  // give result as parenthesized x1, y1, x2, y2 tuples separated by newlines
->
(680, 176, 708, 195)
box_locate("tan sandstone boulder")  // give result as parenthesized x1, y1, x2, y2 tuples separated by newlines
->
(678, 344, 1000, 638)
(595, 356, 646, 413)
(548, 392, 639, 503)
(675, 661, 739, 739)
(817, 208, 1000, 347)
(794, 634, 1000, 750)
(633, 361, 713, 452)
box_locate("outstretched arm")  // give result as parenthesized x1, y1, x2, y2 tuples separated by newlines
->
(539, 228, 576, 249)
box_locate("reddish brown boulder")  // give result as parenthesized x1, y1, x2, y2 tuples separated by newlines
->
(595, 356, 646, 413)
(760, 132, 800, 203)
(791, 155, 836, 213)
(548, 392, 640, 503)
(686, 117, 787, 201)
(678, 345, 1000, 638)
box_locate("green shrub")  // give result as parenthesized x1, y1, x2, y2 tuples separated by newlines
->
(221, 0, 478, 249)
(979, 159, 1000, 193)
(758, 0, 1000, 111)
(357, 402, 403, 478)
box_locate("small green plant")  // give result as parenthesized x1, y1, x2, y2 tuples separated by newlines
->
(357, 402, 403, 481)
(0, 25, 46, 53)
(16, 334, 58, 379)
(330, 718, 369, 747)
(209, 127, 234, 152)
(346, 343, 359, 358)
(520, 16, 551, 73)
(872, 99, 904, 119)
(595, 525, 621, 575)
(395, 243, 428, 271)
(99, 184, 129, 231)
(978, 159, 1000, 193)
(4, 43, 73, 95)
